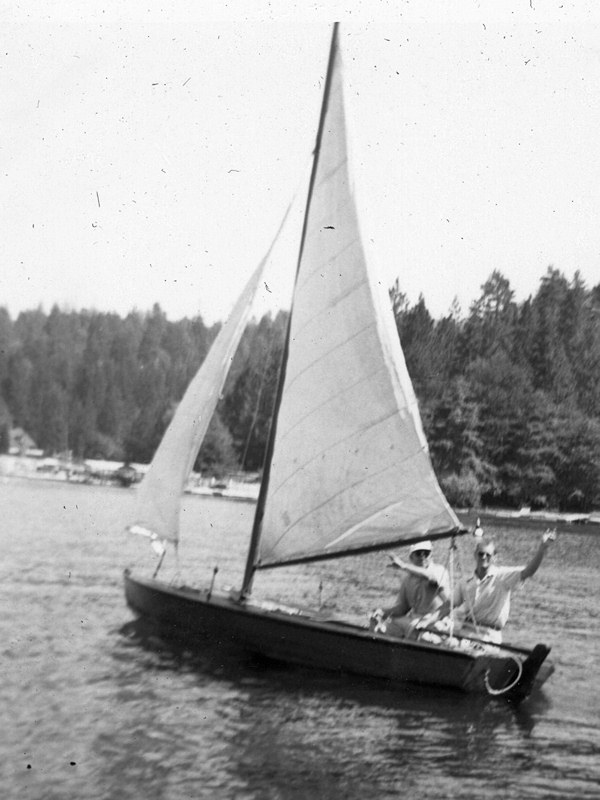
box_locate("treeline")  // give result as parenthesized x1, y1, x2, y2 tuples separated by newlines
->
(393, 268, 600, 511)
(0, 303, 286, 475)
(1, 265, 599, 510)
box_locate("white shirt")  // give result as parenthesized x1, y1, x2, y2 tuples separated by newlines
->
(392, 562, 450, 618)
(455, 565, 523, 629)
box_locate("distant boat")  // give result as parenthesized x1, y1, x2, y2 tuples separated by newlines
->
(483, 507, 591, 526)
(124, 24, 553, 703)
(114, 463, 139, 488)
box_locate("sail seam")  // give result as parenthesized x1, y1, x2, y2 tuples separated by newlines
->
(282, 316, 376, 398)
(295, 231, 358, 292)
(313, 155, 349, 192)
(262, 476, 449, 561)
(272, 365, 390, 458)
(264, 435, 433, 554)
(324, 500, 442, 549)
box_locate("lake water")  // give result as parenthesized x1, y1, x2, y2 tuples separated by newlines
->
(2, 478, 599, 799)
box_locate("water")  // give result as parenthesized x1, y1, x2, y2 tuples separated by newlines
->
(2, 479, 599, 799)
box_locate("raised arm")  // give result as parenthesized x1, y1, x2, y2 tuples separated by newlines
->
(388, 554, 443, 586)
(520, 530, 556, 580)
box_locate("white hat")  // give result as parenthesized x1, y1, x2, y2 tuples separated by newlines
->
(409, 541, 432, 554)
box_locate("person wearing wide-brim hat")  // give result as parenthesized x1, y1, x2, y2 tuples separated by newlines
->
(370, 540, 450, 639)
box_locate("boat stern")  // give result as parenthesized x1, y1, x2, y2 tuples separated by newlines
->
(463, 642, 553, 703)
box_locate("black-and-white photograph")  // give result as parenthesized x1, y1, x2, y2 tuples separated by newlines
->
(2, 4, 599, 798)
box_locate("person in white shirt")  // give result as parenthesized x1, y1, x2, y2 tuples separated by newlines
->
(372, 541, 450, 639)
(452, 531, 556, 644)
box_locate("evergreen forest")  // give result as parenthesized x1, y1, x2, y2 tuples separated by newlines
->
(1, 265, 599, 512)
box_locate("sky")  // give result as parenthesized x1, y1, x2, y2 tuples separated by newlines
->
(3, 2, 600, 325)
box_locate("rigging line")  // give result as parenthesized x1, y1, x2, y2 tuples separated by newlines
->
(240, 325, 278, 471)
(168, 543, 182, 586)
(454, 539, 483, 637)
(447, 536, 457, 637)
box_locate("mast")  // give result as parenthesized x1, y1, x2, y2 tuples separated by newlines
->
(241, 22, 340, 597)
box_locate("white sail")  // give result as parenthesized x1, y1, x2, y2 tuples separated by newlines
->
(129, 209, 291, 544)
(256, 33, 460, 567)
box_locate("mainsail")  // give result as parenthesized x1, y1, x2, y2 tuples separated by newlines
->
(129, 208, 291, 544)
(254, 27, 461, 569)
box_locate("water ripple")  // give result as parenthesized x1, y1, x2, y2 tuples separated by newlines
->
(2, 481, 599, 799)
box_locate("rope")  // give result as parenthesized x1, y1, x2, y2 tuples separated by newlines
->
(448, 537, 456, 637)
(241, 320, 281, 469)
(484, 654, 523, 696)
(170, 540, 182, 585)
(240, 331, 277, 470)
(454, 539, 483, 637)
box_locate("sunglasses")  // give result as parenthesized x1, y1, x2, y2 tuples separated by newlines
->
(477, 551, 494, 559)
(412, 550, 431, 558)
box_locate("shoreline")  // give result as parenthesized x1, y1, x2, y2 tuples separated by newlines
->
(2, 455, 596, 522)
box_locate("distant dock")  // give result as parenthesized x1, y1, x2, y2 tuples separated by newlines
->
(0, 453, 259, 501)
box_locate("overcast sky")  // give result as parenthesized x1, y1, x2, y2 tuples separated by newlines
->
(3, 2, 600, 324)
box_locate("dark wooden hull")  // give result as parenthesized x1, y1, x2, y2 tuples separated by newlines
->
(124, 570, 553, 703)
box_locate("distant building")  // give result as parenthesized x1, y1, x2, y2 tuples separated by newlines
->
(8, 428, 39, 456)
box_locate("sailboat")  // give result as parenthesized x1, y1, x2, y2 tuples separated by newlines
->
(124, 24, 554, 703)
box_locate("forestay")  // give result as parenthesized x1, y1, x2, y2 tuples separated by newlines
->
(256, 32, 460, 568)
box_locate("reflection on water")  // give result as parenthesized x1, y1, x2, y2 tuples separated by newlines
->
(110, 618, 548, 800)
(1, 480, 599, 799)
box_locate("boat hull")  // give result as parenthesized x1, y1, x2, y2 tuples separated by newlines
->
(124, 571, 553, 703)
